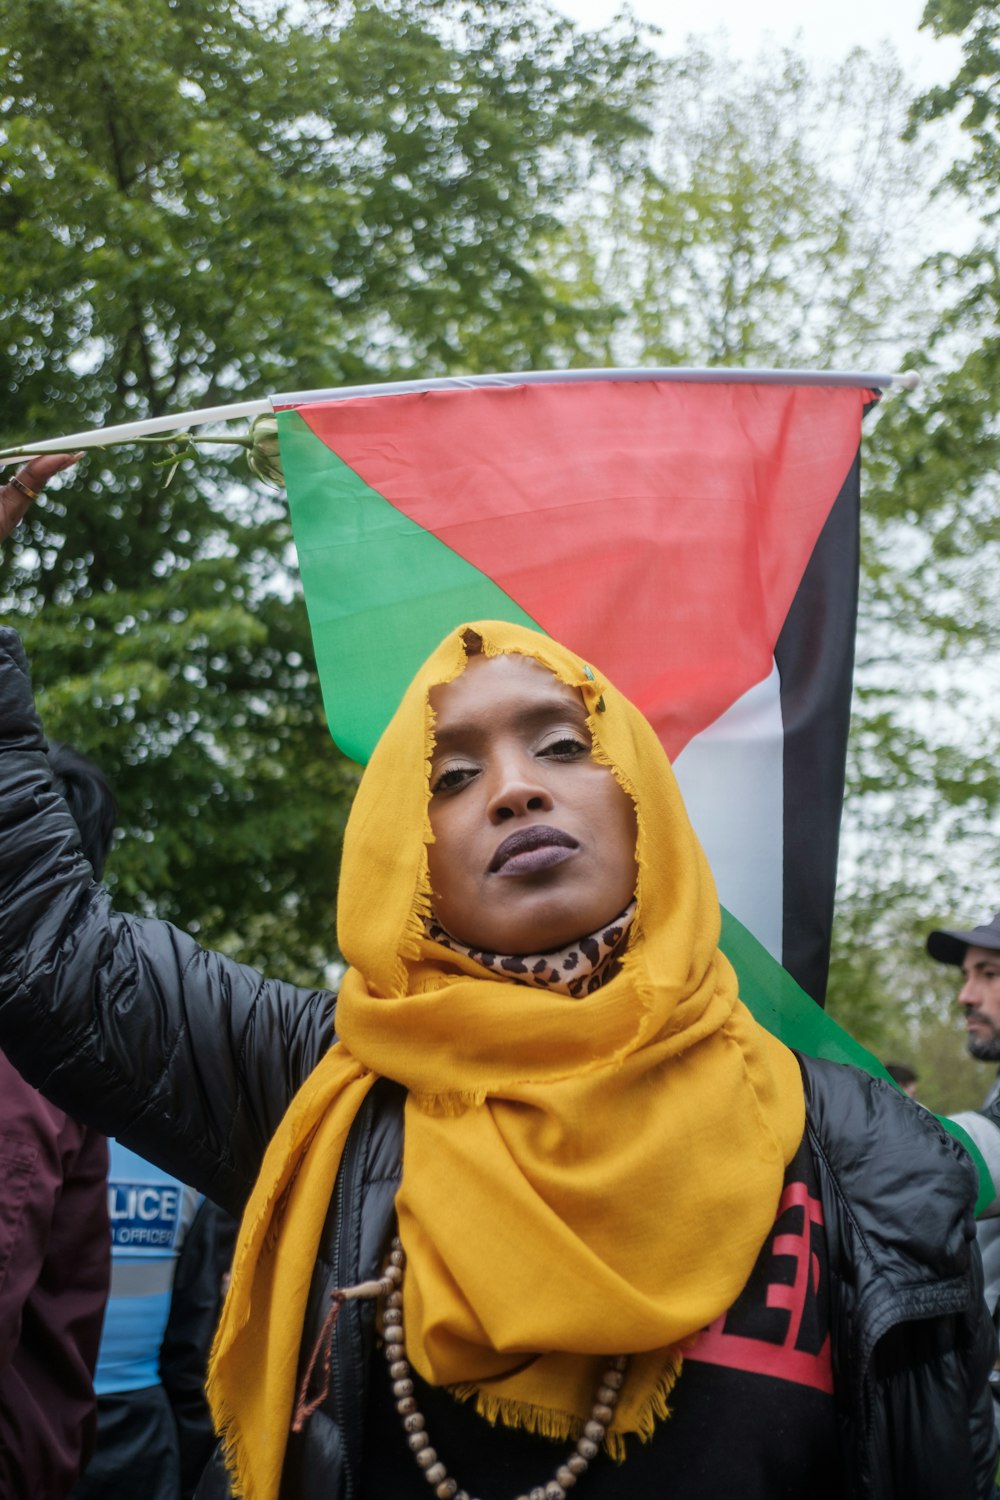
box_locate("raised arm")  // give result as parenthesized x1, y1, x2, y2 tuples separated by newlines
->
(0, 626, 337, 1216)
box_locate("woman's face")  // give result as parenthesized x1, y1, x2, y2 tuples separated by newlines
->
(427, 653, 638, 956)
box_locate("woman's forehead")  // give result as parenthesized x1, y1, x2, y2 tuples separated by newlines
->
(429, 653, 586, 737)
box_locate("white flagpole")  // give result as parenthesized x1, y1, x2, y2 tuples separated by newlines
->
(272, 367, 922, 405)
(0, 369, 920, 464)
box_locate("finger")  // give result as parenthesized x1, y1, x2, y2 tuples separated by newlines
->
(0, 484, 39, 541)
(19, 451, 85, 489)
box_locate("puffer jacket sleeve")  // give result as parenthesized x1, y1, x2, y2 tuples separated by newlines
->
(804, 1055, 999, 1498)
(0, 626, 337, 1216)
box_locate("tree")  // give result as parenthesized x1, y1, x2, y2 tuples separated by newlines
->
(821, 0, 1000, 1081)
(553, 43, 941, 369)
(0, 0, 656, 980)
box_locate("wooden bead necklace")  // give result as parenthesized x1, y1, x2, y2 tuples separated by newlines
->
(378, 1236, 629, 1500)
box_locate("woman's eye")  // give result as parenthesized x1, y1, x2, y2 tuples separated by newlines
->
(540, 736, 589, 760)
(431, 765, 477, 794)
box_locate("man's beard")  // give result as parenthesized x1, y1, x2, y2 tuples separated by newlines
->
(966, 1023, 1000, 1063)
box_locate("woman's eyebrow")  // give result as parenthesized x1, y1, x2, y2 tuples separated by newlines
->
(433, 695, 589, 749)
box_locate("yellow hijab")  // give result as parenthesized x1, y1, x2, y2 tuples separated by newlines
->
(208, 622, 805, 1499)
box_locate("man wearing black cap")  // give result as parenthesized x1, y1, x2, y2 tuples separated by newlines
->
(928, 910, 1000, 1434)
(929, 912, 1000, 1068)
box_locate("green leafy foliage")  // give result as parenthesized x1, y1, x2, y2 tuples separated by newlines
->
(912, 0, 1000, 199)
(823, 1, 1000, 1095)
(0, 0, 655, 981)
(557, 44, 940, 369)
(824, 886, 987, 1114)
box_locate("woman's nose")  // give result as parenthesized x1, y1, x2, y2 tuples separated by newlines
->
(486, 756, 554, 823)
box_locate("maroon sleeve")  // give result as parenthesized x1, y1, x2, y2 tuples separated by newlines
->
(0, 1049, 110, 1495)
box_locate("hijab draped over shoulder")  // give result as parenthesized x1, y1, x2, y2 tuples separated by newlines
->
(209, 622, 805, 1499)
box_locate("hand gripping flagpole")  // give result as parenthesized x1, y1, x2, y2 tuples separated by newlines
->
(0, 398, 273, 466)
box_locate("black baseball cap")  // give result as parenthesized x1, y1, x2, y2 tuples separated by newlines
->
(926, 911, 1000, 968)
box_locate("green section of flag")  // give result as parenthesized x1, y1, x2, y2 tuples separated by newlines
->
(277, 409, 545, 764)
(720, 908, 992, 1212)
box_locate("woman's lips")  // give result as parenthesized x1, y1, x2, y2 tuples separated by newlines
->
(489, 825, 579, 876)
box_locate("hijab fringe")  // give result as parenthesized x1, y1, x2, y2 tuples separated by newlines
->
(586, 724, 656, 1028)
(394, 706, 438, 991)
(397, 848, 433, 990)
(451, 1354, 682, 1458)
(206, 1410, 250, 1500)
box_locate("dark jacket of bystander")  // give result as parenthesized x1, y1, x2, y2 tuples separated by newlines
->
(0, 1050, 110, 1496)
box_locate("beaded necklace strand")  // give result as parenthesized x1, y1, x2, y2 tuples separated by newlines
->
(378, 1237, 629, 1500)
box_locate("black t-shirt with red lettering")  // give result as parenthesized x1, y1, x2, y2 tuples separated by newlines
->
(361, 1133, 842, 1498)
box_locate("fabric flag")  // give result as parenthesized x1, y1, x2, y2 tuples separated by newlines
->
(273, 371, 989, 1206)
(275, 372, 866, 1004)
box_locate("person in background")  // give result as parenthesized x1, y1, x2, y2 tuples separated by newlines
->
(884, 1061, 919, 1099)
(158, 1198, 239, 1500)
(73, 1138, 201, 1499)
(0, 743, 112, 1496)
(73, 1146, 236, 1500)
(928, 909, 1000, 1437)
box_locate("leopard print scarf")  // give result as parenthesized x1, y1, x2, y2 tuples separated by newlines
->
(425, 900, 637, 998)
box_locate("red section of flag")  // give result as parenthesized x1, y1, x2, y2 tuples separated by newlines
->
(297, 380, 868, 758)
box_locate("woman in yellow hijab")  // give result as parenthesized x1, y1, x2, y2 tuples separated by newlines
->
(0, 617, 994, 1500)
(208, 619, 808, 1499)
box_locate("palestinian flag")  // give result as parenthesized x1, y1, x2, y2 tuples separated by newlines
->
(272, 370, 989, 1203)
(275, 370, 868, 996)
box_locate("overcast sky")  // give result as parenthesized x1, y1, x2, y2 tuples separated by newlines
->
(555, 0, 962, 86)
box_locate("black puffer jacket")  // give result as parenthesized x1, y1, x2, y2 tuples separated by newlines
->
(0, 626, 996, 1499)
